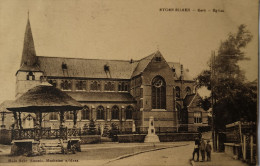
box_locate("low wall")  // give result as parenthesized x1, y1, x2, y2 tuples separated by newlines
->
(80, 135, 101, 144)
(118, 133, 198, 143)
(118, 134, 146, 143)
(158, 133, 198, 142)
(0, 129, 12, 144)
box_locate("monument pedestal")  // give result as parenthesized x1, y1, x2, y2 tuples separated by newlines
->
(144, 116, 160, 143)
(144, 134, 160, 143)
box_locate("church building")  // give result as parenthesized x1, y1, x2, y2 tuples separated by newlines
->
(11, 17, 209, 133)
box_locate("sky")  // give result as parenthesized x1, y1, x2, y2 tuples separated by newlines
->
(0, 0, 258, 103)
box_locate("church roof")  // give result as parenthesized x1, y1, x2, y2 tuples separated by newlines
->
(37, 52, 194, 80)
(131, 52, 157, 78)
(19, 18, 39, 72)
(38, 56, 138, 79)
(66, 91, 136, 103)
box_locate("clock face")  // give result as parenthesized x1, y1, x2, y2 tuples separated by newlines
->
(153, 77, 163, 88)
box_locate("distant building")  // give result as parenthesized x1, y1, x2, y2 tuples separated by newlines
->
(3, 17, 209, 132)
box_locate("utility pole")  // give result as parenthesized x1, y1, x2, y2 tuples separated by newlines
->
(211, 50, 216, 152)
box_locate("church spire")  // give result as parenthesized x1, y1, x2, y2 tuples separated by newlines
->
(20, 15, 37, 67)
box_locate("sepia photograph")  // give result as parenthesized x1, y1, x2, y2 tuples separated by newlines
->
(0, 0, 258, 165)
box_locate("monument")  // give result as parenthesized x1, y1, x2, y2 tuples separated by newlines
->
(144, 116, 160, 143)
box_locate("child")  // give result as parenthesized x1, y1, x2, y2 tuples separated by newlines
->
(206, 140, 212, 161)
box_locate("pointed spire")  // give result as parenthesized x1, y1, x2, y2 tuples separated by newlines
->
(20, 14, 37, 67)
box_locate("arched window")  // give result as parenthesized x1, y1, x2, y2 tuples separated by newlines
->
(125, 106, 134, 119)
(61, 80, 72, 91)
(49, 112, 58, 120)
(151, 76, 166, 109)
(111, 105, 119, 120)
(76, 81, 86, 91)
(105, 81, 115, 91)
(90, 81, 101, 91)
(96, 106, 105, 120)
(26, 71, 35, 80)
(81, 106, 90, 120)
(185, 87, 191, 95)
(118, 82, 128, 92)
(175, 86, 181, 98)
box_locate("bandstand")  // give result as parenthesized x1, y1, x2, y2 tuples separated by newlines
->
(7, 83, 83, 155)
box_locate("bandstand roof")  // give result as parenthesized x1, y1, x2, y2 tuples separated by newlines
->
(7, 84, 82, 112)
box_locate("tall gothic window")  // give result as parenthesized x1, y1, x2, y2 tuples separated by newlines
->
(76, 80, 86, 91)
(125, 106, 134, 120)
(175, 86, 181, 98)
(61, 80, 72, 91)
(96, 106, 105, 120)
(111, 105, 119, 120)
(151, 76, 166, 109)
(81, 106, 90, 120)
(104, 81, 115, 91)
(185, 87, 191, 95)
(90, 81, 101, 91)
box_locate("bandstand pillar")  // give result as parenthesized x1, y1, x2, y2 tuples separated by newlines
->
(18, 112, 22, 129)
(13, 112, 18, 129)
(59, 111, 65, 128)
(73, 110, 77, 128)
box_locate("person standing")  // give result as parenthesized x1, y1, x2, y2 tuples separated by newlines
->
(206, 140, 212, 161)
(192, 137, 200, 161)
(200, 138, 206, 162)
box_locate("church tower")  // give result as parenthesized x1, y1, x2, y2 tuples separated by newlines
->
(15, 15, 43, 99)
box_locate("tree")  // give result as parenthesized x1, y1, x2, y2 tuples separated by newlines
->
(196, 24, 256, 130)
(88, 119, 97, 135)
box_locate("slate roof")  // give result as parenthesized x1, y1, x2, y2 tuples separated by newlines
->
(18, 18, 39, 72)
(38, 56, 138, 79)
(37, 50, 194, 81)
(131, 52, 157, 78)
(66, 92, 136, 102)
(183, 93, 202, 107)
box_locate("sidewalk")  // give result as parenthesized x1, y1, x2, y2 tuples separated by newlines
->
(190, 152, 248, 166)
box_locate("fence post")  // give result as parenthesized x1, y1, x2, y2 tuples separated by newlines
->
(250, 135, 253, 163)
(243, 135, 246, 161)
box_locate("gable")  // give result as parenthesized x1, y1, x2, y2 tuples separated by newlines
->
(141, 51, 175, 84)
(184, 93, 203, 108)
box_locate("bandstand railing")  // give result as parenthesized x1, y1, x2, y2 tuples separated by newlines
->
(11, 127, 81, 140)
